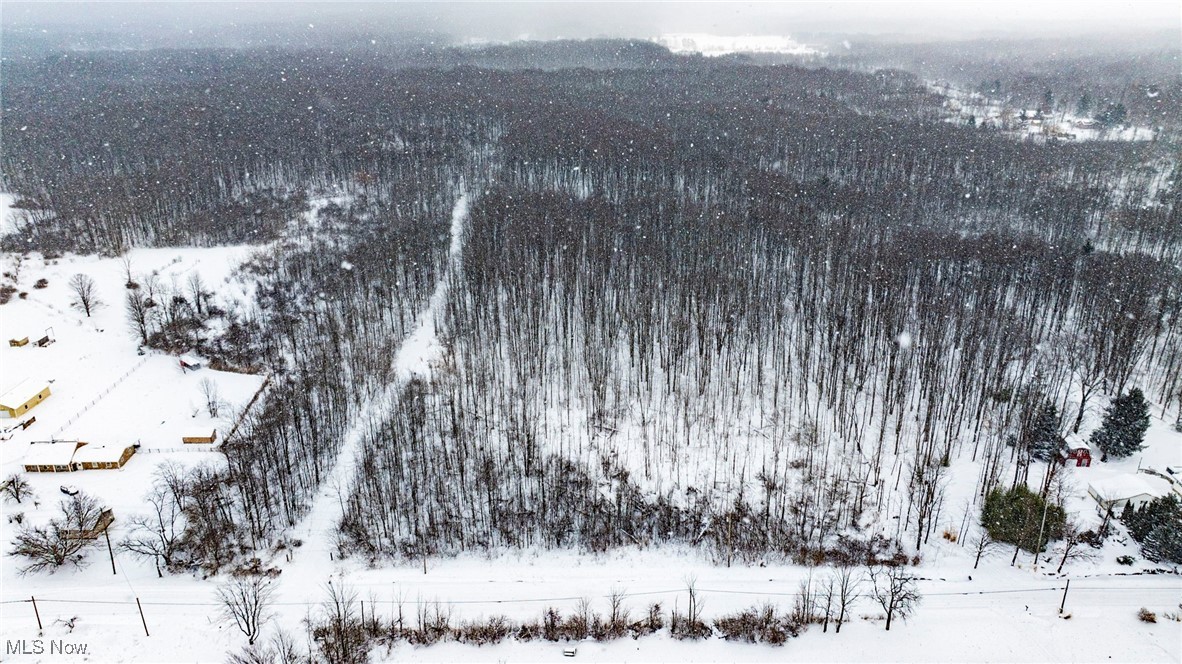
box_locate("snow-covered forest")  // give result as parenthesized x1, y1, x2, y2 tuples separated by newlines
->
(1, 10, 1180, 662)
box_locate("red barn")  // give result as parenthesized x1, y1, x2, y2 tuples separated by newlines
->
(1059, 445, 1092, 467)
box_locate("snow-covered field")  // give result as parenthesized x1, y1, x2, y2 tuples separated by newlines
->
(933, 84, 1160, 143)
(1, 197, 1179, 663)
(654, 34, 821, 57)
(1, 542, 1179, 662)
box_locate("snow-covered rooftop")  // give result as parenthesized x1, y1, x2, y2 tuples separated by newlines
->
(0, 378, 48, 409)
(23, 440, 82, 466)
(1087, 474, 1167, 500)
(72, 443, 133, 464)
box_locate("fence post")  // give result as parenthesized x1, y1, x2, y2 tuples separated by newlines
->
(31, 596, 42, 630)
(1058, 579, 1070, 614)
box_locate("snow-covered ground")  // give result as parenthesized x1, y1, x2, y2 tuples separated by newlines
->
(1, 543, 1178, 662)
(654, 33, 821, 57)
(283, 193, 468, 570)
(1, 195, 1179, 662)
(933, 84, 1160, 143)
(0, 193, 20, 236)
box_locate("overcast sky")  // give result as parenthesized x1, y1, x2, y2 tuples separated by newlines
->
(2, 1, 1178, 43)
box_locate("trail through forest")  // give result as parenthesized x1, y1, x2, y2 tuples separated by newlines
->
(286, 192, 469, 567)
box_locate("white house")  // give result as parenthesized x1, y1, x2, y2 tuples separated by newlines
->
(1087, 475, 1168, 515)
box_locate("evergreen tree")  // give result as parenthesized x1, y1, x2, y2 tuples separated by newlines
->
(1096, 102, 1127, 128)
(981, 485, 1065, 552)
(1090, 388, 1151, 459)
(1122, 495, 1182, 564)
(1024, 399, 1062, 462)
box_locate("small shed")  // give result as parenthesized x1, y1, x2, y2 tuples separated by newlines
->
(64, 509, 115, 541)
(1088, 476, 1165, 515)
(182, 430, 218, 444)
(73, 443, 137, 470)
(179, 355, 203, 371)
(23, 440, 85, 473)
(0, 379, 51, 419)
(1058, 445, 1092, 467)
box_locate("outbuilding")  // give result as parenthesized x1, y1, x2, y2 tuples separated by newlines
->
(0, 379, 51, 419)
(1058, 445, 1093, 467)
(182, 430, 218, 444)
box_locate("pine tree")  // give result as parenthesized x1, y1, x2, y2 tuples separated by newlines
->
(1025, 399, 1062, 462)
(981, 485, 1065, 552)
(1090, 388, 1151, 459)
(1122, 496, 1182, 564)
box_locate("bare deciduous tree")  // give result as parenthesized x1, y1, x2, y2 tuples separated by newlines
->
(120, 256, 138, 289)
(9, 492, 106, 574)
(60, 491, 107, 535)
(832, 565, 861, 633)
(121, 484, 185, 577)
(9, 521, 88, 574)
(227, 629, 303, 664)
(971, 531, 998, 569)
(868, 565, 920, 631)
(217, 575, 277, 645)
(126, 289, 153, 345)
(313, 582, 368, 664)
(0, 473, 34, 504)
(68, 273, 103, 317)
(188, 272, 207, 316)
(1055, 520, 1098, 574)
(200, 378, 222, 418)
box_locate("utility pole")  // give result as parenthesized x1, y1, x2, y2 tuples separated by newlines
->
(136, 597, 150, 636)
(104, 529, 117, 575)
(1032, 496, 1051, 574)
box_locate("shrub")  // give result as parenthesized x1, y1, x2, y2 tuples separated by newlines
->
(1116, 555, 1135, 565)
(1138, 608, 1156, 623)
(454, 616, 511, 645)
(628, 603, 664, 639)
(982, 485, 1066, 552)
(516, 620, 543, 642)
(34, 278, 48, 289)
(713, 604, 799, 644)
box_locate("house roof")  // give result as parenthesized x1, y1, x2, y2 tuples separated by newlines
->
(73, 443, 132, 464)
(24, 441, 83, 467)
(1088, 475, 1165, 501)
(0, 378, 49, 409)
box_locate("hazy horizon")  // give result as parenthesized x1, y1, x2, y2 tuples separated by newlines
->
(3, 1, 1179, 47)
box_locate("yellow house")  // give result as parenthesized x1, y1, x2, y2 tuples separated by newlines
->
(23, 440, 85, 472)
(22, 440, 137, 472)
(73, 443, 137, 470)
(0, 379, 51, 418)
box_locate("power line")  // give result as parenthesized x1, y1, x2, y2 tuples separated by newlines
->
(4, 583, 1177, 608)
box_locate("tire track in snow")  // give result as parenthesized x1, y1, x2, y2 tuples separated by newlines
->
(286, 192, 468, 565)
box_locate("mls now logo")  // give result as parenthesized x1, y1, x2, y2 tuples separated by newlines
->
(6, 639, 90, 655)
